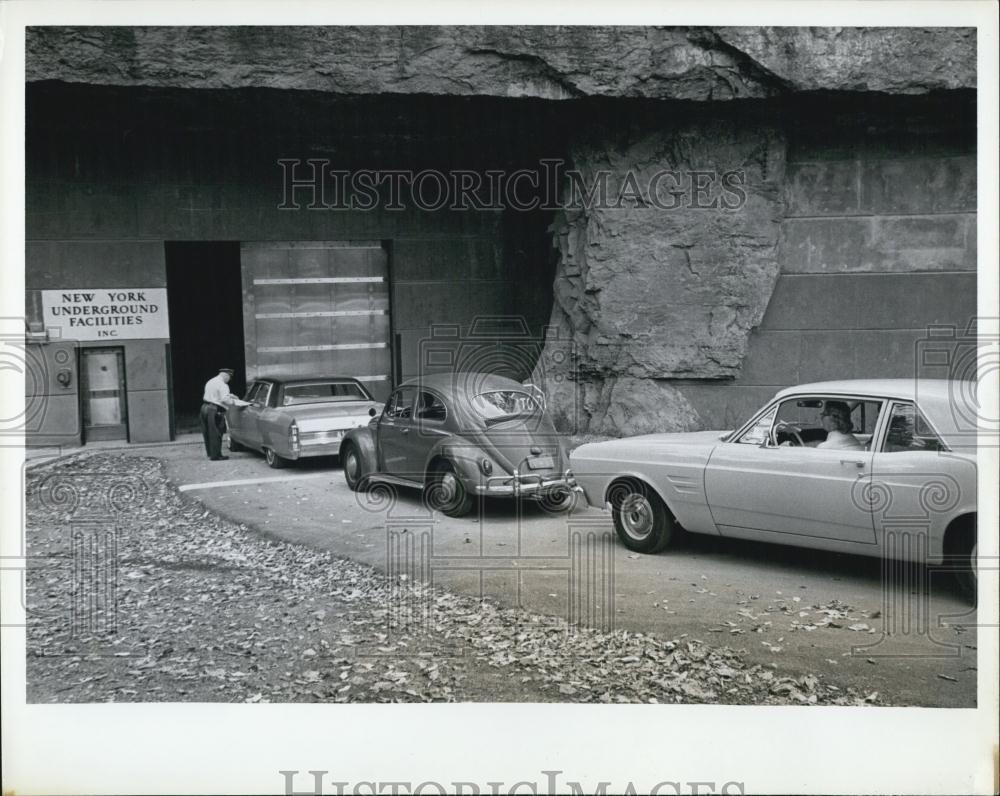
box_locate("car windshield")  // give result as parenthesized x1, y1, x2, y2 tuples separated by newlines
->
(282, 382, 370, 406)
(471, 390, 541, 423)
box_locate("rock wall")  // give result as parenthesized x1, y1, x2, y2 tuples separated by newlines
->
(712, 27, 977, 94)
(26, 27, 975, 100)
(535, 111, 787, 435)
(668, 93, 978, 433)
(539, 93, 977, 436)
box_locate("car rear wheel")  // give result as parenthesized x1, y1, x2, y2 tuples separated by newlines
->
(342, 442, 368, 492)
(426, 461, 474, 518)
(264, 448, 287, 469)
(611, 480, 675, 553)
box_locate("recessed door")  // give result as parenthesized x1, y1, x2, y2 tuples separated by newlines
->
(80, 347, 127, 442)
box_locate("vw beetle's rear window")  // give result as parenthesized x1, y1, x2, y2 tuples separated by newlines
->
(472, 390, 541, 423)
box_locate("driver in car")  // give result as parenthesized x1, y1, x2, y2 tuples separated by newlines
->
(816, 401, 863, 450)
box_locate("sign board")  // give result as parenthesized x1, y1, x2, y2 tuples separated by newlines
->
(40, 288, 170, 341)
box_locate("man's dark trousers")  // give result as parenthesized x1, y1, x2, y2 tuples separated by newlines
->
(199, 402, 225, 459)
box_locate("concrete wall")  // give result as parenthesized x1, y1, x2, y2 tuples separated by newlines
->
(25, 84, 560, 444)
(677, 96, 977, 429)
(23, 339, 81, 446)
(394, 222, 507, 380)
(25, 241, 171, 444)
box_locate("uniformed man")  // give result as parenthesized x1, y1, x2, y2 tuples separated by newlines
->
(200, 368, 249, 461)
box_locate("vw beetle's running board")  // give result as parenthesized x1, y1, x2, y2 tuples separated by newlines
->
(365, 473, 423, 489)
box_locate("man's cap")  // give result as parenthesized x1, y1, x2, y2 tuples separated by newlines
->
(219, 368, 235, 376)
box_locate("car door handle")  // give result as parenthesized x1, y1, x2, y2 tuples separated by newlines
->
(840, 459, 865, 469)
(400, 427, 409, 434)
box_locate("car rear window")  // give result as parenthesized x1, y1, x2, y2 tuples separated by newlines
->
(471, 390, 541, 423)
(282, 382, 370, 406)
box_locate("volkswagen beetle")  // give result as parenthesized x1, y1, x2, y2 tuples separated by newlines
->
(339, 372, 580, 517)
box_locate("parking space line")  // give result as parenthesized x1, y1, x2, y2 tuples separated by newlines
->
(178, 473, 335, 492)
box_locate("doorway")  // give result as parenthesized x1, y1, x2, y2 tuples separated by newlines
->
(165, 242, 246, 435)
(79, 346, 128, 442)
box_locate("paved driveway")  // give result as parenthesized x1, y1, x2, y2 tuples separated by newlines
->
(148, 441, 978, 707)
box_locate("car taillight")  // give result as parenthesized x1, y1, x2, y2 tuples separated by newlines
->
(289, 423, 300, 453)
(479, 458, 493, 475)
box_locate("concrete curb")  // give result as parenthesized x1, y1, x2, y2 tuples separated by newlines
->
(25, 435, 203, 471)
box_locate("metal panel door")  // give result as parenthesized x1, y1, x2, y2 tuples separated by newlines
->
(241, 242, 391, 401)
(79, 347, 128, 442)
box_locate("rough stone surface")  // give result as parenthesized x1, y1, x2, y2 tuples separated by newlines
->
(535, 115, 787, 434)
(714, 27, 977, 95)
(550, 375, 704, 438)
(26, 27, 975, 99)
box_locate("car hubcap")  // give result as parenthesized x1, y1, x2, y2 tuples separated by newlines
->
(266, 450, 274, 464)
(345, 451, 358, 480)
(620, 493, 653, 540)
(440, 472, 458, 503)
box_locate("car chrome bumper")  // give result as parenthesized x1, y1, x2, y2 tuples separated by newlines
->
(293, 440, 346, 458)
(473, 471, 583, 498)
(293, 430, 349, 458)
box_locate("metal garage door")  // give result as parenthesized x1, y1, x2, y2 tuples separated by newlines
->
(241, 241, 391, 401)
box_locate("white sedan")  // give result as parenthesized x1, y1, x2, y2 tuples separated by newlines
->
(570, 379, 979, 600)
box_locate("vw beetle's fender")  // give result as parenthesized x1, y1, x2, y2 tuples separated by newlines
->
(340, 425, 378, 478)
(426, 440, 491, 486)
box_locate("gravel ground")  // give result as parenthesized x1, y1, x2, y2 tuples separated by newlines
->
(25, 453, 880, 705)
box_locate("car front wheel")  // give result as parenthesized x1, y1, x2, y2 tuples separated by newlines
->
(610, 480, 675, 553)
